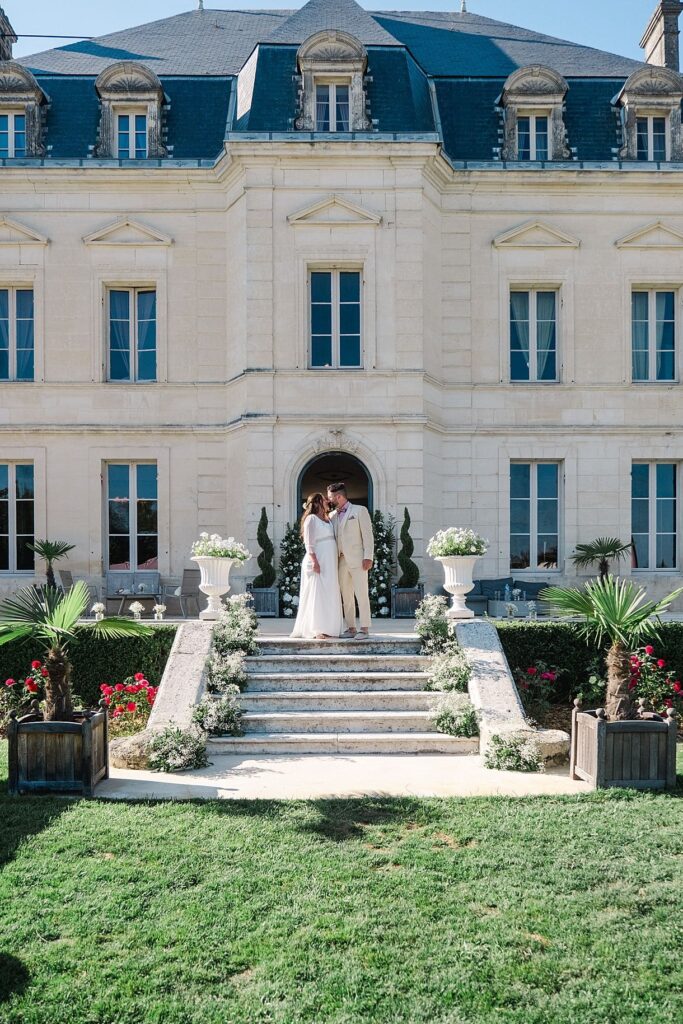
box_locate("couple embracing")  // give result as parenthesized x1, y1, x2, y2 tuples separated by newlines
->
(291, 482, 374, 640)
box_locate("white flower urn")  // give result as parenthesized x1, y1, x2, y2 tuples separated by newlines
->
(436, 555, 479, 619)
(191, 556, 238, 620)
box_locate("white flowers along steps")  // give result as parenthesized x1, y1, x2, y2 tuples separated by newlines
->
(427, 528, 488, 620)
(191, 533, 251, 620)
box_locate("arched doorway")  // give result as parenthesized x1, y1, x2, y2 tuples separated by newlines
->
(297, 451, 373, 516)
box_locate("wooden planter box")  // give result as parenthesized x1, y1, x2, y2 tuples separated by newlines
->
(247, 585, 279, 617)
(570, 702, 677, 791)
(391, 585, 424, 619)
(7, 707, 109, 797)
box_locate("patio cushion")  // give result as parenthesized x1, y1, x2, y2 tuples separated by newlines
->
(478, 577, 513, 599)
(513, 580, 548, 599)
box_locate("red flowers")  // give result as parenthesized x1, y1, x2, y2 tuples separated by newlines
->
(5, 678, 15, 687)
(629, 646, 683, 716)
(26, 680, 39, 693)
(645, 645, 654, 656)
(673, 681, 682, 694)
(657, 659, 666, 669)
(134, 672, 145, 682)
(102, 671, 156, 729)
(541, 672, 557, 682)
(126, 702, 137, 713)
(40, 668, 48, 678)
(114, 683, 125, 692)
(526, 667, 538, 677)
(31, 660, 42, 670)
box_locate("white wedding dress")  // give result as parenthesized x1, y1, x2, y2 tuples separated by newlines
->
(291, 515, 344, 638)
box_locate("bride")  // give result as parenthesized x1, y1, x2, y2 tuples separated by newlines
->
(290, 492, 343, 639)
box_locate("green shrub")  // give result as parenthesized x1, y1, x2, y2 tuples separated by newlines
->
(427, 641, 471, 692)
(431, 693, 479, 737)
(192, 686, 243, 736)
(206, 650, 247, 693)
(415, 595, 451, 652)
(252, 507, 276, 589)
(484, 732, 544, 773)
(397, 507, 420, 588)
(148, 725, 208, 773)
(211, 596, 258, 656)
(0, 626, 176, 708)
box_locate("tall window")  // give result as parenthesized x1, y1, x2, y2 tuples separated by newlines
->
(309, 270, 361, 368)
(517, 114, 548, 160)
(0, 288, 34, 381)
(0, 112, 26, 158)
(108, 289, 156, 382)
(106, 463, 158, 571)
(315, 83, 350, 131)
(510, 290, 557, 382)
(632, 290, 675, 382)
(117, 113, 148, 159)
(510, 462, 560, 571)
(636, 116, 667, 161)
(632, 462, 676, 570)
(0, 464, 34, 573)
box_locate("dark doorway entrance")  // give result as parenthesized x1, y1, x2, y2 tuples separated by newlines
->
(297, 451, 372, 515)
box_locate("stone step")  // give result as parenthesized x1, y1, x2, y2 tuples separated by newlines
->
(207, 733, 478, 755)
(240, 690, 437, 712)
(241, 710, 439, 734)
(246, 671, 431, 692)
(256, 637, 421, 657)
(246, 654, 429, 675)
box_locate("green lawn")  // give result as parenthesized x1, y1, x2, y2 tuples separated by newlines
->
(1, 743, 682, 1024)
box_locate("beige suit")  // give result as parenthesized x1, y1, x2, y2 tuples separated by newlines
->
(331, 502, 374, 630)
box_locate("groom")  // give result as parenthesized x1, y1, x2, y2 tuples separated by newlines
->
(327, 482, 374, 638)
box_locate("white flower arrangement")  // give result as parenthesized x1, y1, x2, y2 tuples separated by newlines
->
(191, 532, 251, 561)
(427, 528, 488, 558)
(505, 602, 517, 618)
(91, 602, 105, 615)
(129, 601, 145, 619)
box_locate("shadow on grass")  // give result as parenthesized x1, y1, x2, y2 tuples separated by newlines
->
(0, 954, 30, 1004)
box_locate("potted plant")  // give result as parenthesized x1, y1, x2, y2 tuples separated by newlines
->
(1, 582, 151, 796)
(571, 537, 633, 580)
(542, 575, 681, 790)
(427, 528, 488, 619)
(392, 508, 423, 618)
(247, 507, 279, 617)
(191, 532, 251, 620)
(27, 538, 75, 590)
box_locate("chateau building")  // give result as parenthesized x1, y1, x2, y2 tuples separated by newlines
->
(1, 0, 683, 598)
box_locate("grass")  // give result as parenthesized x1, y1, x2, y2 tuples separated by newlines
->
(1, 743, 682, 1024)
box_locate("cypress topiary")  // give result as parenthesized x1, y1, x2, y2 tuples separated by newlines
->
(397, 507, 420, 588)
(252, 507, 276, 588)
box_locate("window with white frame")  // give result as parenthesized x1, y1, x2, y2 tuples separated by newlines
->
(309, 269, 361, 368)
(632, 290, 676, 382)
(510, 290, 558, 382)
(117, 112, 148, 159)
(631, 462, 677, 570)
(315, 82, 351, 131)
(108, 288, 156, 382)
(0, 288, 34, 381)
(517, 113, 549, 161)
(0, 463, 34, 573)
(0, 111, 26, 158)
(510, 462, 560, 571)
(106, 462, 158, 571)
(636, 115, 668, 161)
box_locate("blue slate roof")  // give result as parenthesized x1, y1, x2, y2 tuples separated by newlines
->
(15, 3, 655, 164)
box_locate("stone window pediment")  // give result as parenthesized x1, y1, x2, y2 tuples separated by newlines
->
(0, 62, 48, 158)
(615, 66, 683, 161)
(295, 31, 371, 132)
(94, 62, 166, 159)
(498, 65, 570, 162)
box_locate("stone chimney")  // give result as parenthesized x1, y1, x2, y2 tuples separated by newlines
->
(640, 1, 683, 70)
(0, 6, 16, 61)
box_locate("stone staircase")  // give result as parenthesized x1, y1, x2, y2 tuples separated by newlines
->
(207, 635, 479, 756)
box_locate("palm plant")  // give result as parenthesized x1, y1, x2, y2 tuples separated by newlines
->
(540, 575, 682, 720)
(571, 537, 632, 580)
(27, 539, 76, 589)
(0, 582, 151, 721)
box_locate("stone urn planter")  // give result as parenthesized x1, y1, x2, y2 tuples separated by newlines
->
(191, 556, 238, 620)
(436, 556, 479, 619)
(7, 704, 109, 797)
(570, 698, 677, 790)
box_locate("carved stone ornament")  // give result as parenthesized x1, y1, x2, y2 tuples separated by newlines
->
(499, 65, 570, 161)
(295, 30, 371, 132)
(0, 62, 48, 157)
(615, 66, 683, 160)
(311, 429, 361, 455)
(94, 61, 166, 158)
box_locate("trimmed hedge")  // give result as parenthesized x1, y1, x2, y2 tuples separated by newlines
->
(496, 620, 683, 700)
(0, 626, 177, 708)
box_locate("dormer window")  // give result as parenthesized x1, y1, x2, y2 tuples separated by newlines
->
(499, 66, 569, 162)
(95, 63, 166, 160)
(615, 66, 683, 162)
(315, 82, 350, 132)
(296, 31, 371, 133)
(517, 113, 549, 161)
(0, 63, 47, 159)
(117, 112, 148, 160)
